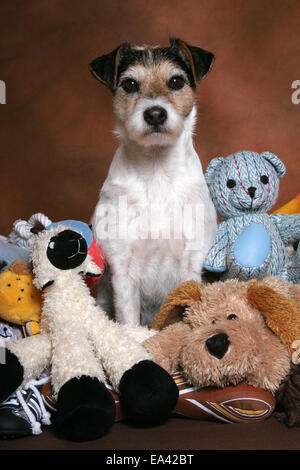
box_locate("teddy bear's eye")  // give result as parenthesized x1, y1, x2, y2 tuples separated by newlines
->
(227, 314, 237, 320)
(260, 175, 269, 185)
(212, 319, 217, 324)
(227, 179, 236, 189)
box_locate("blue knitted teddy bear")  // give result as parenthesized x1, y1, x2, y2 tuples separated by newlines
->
(204, 150, 300, 283)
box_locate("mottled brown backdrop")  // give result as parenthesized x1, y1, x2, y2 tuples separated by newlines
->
(0, 0, 299, 235)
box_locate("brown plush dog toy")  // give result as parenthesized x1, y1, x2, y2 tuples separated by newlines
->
(248, 277, 300, 427)
(143, 279, 292, 395)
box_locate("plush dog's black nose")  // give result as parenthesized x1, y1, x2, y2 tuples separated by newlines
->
(248, 187, 257, 198)
(144, 106, 167, 126)
(206, 333, 230, 359)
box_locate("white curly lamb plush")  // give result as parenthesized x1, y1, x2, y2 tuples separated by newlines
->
(0, 221, 178, 442)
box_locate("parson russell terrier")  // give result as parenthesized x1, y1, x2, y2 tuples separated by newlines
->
(90, 38, 217, 326)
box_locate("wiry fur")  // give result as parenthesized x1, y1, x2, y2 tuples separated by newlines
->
(90, 39, 217, 326)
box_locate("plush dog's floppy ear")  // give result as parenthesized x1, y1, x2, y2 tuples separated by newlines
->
(247, 280, 300, 358)
(89, 43, 130, 91)
(170, 38, 215, 85)
(151, 280, 202, 330)
(260, 152, 286, 179)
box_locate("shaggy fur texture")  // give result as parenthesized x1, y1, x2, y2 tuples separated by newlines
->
(248, 277, 300, 359)
(6, 225, 154, 397)
(0, 223, 180, 440)
(90, 38, 217, 327)
(143, 279, 291, 394)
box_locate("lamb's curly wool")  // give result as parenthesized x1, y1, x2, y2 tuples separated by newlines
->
(0, 222, 178, 441)
(7, 225, 153, 396)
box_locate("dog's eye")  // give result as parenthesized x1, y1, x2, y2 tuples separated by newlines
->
(260, 175, 269, 185)
(227, 314, 237, 320)
(121, 79, 139, 93)
(167, 75, 185, 91)
(227, 179, 236, 189)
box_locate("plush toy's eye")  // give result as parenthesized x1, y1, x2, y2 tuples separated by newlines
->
(260, 175, 269, 185)
(120, 78, 140, 93)
(167, 75, 185, 91)
(47, 230, 87, 270)
(227, 314, 237, 320)
(227, 179, 236, 189)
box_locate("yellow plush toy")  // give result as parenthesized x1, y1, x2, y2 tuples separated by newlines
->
(0, 260, 42, 335)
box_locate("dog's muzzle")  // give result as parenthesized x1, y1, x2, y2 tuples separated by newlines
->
(206, 333, 230, 359)
(143, 106, 167, 128)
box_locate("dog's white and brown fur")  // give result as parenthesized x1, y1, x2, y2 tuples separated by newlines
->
(90, 38, 217, 326)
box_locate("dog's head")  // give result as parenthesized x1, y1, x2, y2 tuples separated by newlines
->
(90, 38, 214, 146)
(151, 279, 290, 393)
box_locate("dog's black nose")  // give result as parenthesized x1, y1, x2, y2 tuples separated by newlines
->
(144, 106, 167, 126)
(206, 333, 230, 359)
(248, 187, 257, 198)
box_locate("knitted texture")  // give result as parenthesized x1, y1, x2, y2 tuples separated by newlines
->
(204, 151, 300, 282)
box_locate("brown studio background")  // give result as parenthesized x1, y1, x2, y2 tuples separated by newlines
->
(0, 0, 299, 236)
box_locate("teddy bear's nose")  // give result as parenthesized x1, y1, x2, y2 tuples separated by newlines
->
(248, 186, 257, 198)
(206, 333, 230, 359)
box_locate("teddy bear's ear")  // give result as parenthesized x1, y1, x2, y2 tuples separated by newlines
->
(260, 152, 286, 179)
(205, 156, 225, 186)
(151, 280, 202, 330)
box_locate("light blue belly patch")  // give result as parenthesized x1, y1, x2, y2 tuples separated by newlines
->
(234, 223, 271, 268)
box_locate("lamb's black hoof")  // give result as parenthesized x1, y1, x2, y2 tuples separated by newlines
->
(56, 376, 116, 442)
(0, 348, 24, 403)
(119, 360, 179, 426)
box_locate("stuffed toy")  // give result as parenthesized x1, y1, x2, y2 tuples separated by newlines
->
(274, 193, 300, 215)
(143, 279, 291, 394)
(0, 220, 178, 442)
(0, 213, 52, 272)
(247, 277, 300, 427)
(0, 260, 42, 335)
(203, 151, 300, 282)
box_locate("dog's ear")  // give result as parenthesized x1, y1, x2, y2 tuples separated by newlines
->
(247, 280, 300, 358)
(89, 42, 130, 91)
(170, 37, 215, 85)
(151, 280, 202, 330)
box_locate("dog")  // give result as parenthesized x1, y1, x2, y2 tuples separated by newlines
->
(90, 38, 217, 326)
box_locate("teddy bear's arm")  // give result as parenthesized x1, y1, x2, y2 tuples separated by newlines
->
(203, 221, 228, 272)
(142, 322, 191, 374)
(270, 214, 300, 244)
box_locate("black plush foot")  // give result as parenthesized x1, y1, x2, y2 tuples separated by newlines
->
(56, 376, 116, 442)
(0, 348, 24, 403)
(119, 360, 179, 426)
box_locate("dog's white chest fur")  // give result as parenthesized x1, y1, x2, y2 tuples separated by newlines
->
(92, 109, 217, 326)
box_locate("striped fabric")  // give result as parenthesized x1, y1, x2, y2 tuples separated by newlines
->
(42, 371, 275, 424)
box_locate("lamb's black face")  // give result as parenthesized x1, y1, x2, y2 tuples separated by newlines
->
(47, 229, 87, 270)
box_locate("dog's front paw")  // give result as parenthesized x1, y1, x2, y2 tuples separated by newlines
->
(56, 376, 116, 441)
(0, 348, 24, 402)
(119, 360, 179, 426)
